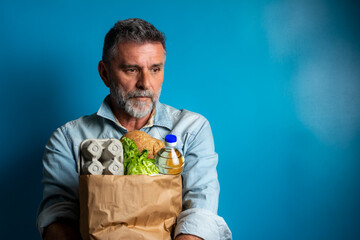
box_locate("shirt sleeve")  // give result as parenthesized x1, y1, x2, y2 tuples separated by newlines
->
(36, 126, 80, 236)
(174, 118, 232, 239)
(175, 208, 232, 240)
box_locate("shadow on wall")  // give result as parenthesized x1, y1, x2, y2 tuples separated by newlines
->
(0, 57, 67, 239)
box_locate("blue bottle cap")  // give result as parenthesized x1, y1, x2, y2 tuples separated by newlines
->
(165, 134, 177, 143)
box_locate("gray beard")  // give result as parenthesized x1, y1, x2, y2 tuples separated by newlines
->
(109, 81, 160, 119)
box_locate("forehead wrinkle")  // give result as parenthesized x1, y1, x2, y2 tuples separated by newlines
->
(115, 42, 165, 64)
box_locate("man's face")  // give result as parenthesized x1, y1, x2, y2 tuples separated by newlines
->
(106, 42, 165, 118)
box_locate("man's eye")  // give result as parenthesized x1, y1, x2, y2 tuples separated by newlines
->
(152, 67, 160, 73)
(126, 68, 137, 73)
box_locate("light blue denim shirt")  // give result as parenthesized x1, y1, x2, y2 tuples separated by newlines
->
(37, 95, 232, 240)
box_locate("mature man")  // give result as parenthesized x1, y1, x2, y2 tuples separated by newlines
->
(37, 18, 231, 240)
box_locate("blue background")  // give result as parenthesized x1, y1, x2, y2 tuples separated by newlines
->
(1, 0, 359, 239)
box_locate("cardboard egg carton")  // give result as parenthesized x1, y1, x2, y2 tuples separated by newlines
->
(78, 138, 124, 175)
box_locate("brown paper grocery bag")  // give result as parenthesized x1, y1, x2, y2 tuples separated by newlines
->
(79, 174, 182, 240)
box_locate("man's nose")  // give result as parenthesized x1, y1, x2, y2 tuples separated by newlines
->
(136, 70, 151, 90)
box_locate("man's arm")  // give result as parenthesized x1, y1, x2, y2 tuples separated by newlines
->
(43, 222, 81, 240)
(175, 234, 202, 240)
(37, 126, 80, 237)
(174, 117, 232, 240)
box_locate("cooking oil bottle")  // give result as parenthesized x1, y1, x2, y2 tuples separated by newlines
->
(155, 134, 185, 175)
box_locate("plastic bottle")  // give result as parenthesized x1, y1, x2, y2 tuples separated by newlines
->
(155, 134, 185, 175)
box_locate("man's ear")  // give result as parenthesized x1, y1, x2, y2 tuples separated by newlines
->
(98, 61, 110, 88)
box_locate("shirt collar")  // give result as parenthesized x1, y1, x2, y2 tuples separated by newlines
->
(96, 95, 173, 130)
(96, 95, 116, 123)
(153, 100, 173, 130)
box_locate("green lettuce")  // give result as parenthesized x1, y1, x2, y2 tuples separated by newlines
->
(121, 137, 159, 175)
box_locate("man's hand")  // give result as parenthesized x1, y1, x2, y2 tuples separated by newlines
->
(43, 222, 81, 240)
(175, 234, 203, 240)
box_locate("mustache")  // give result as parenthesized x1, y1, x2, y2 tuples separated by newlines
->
(127, 90, 154, 99)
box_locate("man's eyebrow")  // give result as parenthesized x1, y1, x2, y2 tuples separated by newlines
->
(119, 64, 140, 69)
(118, 63, 164, 68)
(152, 63, 164, 68)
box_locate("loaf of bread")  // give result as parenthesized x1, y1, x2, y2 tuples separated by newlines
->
(121, 130, 164, 159)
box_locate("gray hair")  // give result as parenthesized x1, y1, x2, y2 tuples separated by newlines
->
(102, 18, 166, 64)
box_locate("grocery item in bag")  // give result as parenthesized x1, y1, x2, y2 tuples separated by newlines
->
(120, 136, 159, 175)
(79, 138, 124, 175)
(155, 134, 185, 175)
